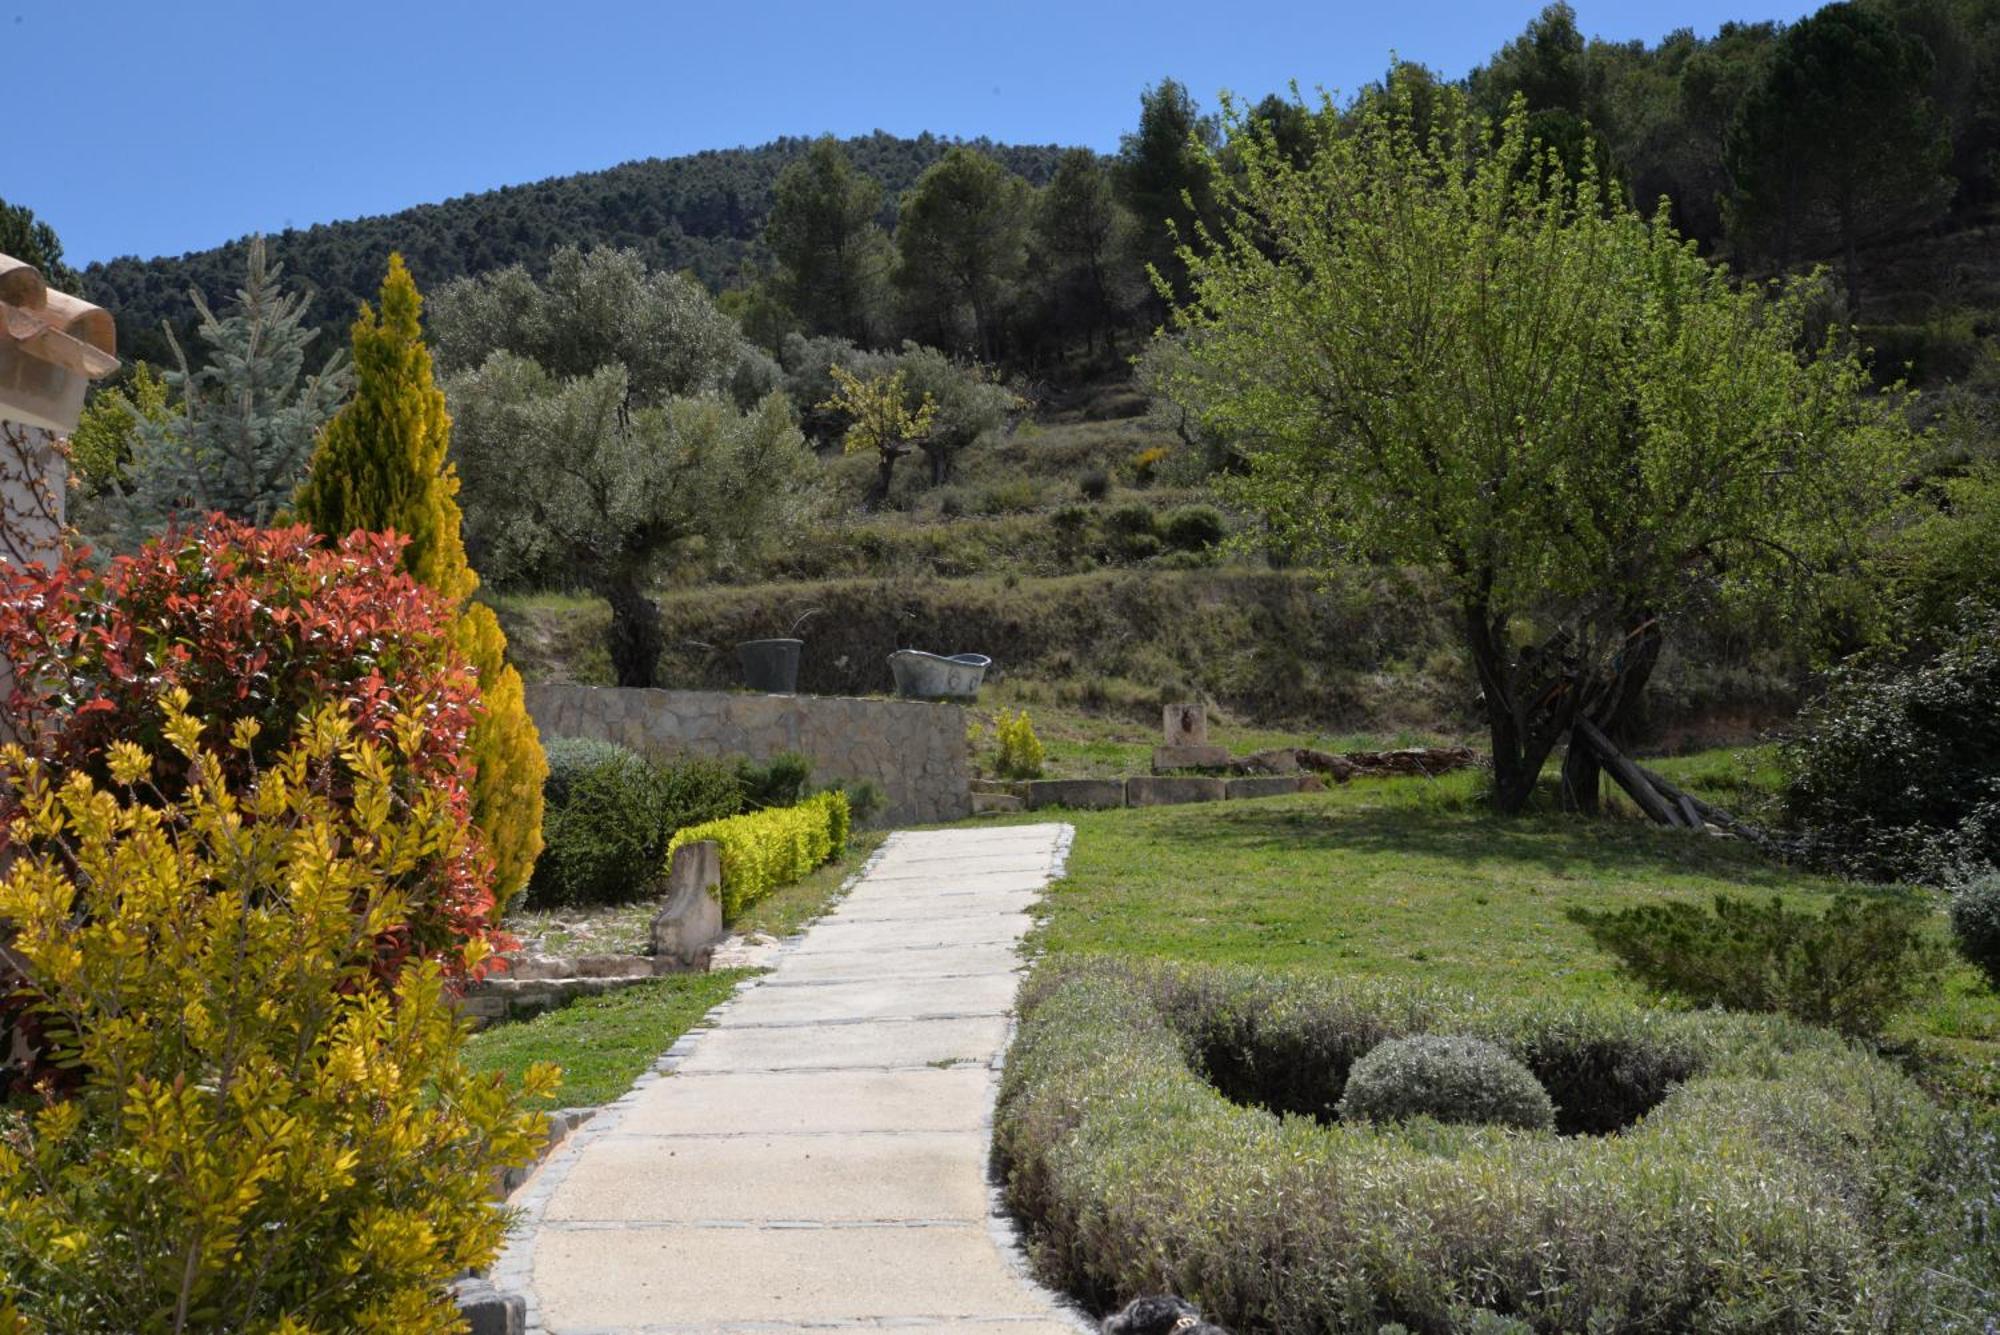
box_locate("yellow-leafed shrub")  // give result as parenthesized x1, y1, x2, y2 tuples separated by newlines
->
(667, 789, 850, 920)
(994, 708, 1045, 779)
(458, 600, 548, 911)
(0, 696, 556, 1331)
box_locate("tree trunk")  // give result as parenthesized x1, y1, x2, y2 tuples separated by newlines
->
(925, 443, 951, 486)
(863, 451, 898, 510)
(1464, 602, 1574, 816)
(1561, 613, 1663, 815)
(600, 570, 665, 690)
(1561, 745, 1603, 816)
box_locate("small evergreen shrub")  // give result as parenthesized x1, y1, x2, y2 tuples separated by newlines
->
(1780, 607, 2000, 882)
(667, 790, 850, 920)
(736, 751, 814, 809)
(0, 704, 554, 1328)
(530, 741, 742, 909)
(1104, 502, 1157, 538)
(1161, 504, 1227, 552)
(1079, 469, 1111, 501)
(993, 708, 1046, 779)
(1566, 893, 1946, 1037)
(1949, 873, 2000, 990)
(1337, 1035, 1554, 1130)
(459, 602, 548, 912)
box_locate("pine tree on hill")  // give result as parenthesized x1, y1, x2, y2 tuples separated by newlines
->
(296, 254, 547, 910)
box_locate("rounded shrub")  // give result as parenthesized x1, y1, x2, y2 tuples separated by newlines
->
(1949, 873, 2000, 990)
(530, 741, 743, 908)
(1103, 502, 1158, 538)
(1337, 1034, 1554, 1130)
(1161, 504, 1227, 552)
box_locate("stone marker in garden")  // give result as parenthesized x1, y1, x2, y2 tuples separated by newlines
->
(650, 839, 724, 968)
(1155, 701, 1228, 771)
(1163, 702, 1208, 747)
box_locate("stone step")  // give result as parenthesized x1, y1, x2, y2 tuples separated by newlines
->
(971, 790, 1025, 813)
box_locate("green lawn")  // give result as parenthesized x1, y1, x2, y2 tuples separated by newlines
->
(464, 969, 754, 1110)
(1024, 769, 2000, 1106)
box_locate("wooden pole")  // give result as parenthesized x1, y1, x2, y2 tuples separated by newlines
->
(1571, 717, 1686, 827)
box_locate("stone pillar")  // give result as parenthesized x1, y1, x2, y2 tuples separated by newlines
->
(651, 840, 723, 969)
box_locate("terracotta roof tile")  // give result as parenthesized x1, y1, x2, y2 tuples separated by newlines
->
(0, 253, 117, 379)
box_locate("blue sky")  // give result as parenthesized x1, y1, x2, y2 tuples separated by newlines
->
(16, 0, 1819, 267)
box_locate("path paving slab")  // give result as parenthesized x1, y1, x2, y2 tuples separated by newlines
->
(720, 973, 1021, 1026)
(786, 912, 1037, 954)
(672, 1015, 1014, 1073)
(543, 1131, 991, 1222)
(764, 940, 1024, 984)
(502, 823, 1084, 1334)
(533, 1225, 1066, 1327)
(614, 1068, 993, 1137)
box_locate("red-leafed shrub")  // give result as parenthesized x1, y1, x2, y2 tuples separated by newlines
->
(0, 516, 499, 978)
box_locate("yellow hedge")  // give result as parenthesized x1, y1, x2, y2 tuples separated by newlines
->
(667, 790, 850, 920)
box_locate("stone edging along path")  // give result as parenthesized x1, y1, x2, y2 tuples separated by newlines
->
(490, 822, 1093, 1334)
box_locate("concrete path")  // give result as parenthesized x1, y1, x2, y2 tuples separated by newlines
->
(494, 823, 1088, 1334)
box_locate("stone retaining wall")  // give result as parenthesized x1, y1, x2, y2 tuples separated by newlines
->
(525, 684, 972, 826)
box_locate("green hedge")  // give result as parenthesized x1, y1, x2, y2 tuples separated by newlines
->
(667, 790, 850, 920)
(996, 959, 1965, 1332)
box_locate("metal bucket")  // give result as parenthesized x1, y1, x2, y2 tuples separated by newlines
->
(737, 638, 803, 694)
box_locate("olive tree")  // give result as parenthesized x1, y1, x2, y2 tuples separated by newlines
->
(1160, 83, 1917, 814)
(437, 250, 816, 688)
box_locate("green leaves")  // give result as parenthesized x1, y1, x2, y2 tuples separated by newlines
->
(1163, 78, 1921, 803)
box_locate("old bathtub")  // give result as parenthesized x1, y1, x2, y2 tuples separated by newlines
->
(888, 650, 992, 700)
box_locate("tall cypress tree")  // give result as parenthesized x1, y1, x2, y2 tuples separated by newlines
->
(296, 255, 547, 910)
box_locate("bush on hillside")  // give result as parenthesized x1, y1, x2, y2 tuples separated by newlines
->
(1161, 504, 1226, 552)
(1337, 1035, 1554, 1130)
(529, 739, 743, 908)
(996, 959, 1959, 1331)
(667, 790, 850, 920)
(1565, 893, 1946, 1037)
(1079, 469, 1111, 501)
(1950, 873, 2000, 989)
(1781, 606, 2000, 882)
(0, 519, 498, 984)
(0, 706, 555, 1329)
(1103, 502, 1156, 538)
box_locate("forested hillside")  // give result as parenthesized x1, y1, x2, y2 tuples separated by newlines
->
(69, 0, 2000, 399)
(80, 134, 1069, 367)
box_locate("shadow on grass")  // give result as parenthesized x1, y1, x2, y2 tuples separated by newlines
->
(1104, 783, 1817, 894)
